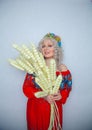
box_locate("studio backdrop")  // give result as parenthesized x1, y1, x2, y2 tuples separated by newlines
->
(0, 0, 92, 130)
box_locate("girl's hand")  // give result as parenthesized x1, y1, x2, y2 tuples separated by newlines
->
(53, 91, 62, 101)
(44, 95, 54, 104)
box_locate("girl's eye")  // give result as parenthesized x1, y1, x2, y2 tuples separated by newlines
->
(42, 45, 45, 48)
(48, 45, 53, 47)
(41, 44, 53, 48)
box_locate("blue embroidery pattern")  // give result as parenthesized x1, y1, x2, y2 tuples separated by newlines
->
(60, 74, 72, 89)
(27, 73, 72, 90)
(32, 80, 40, 89)
(27, 73, 41, 89)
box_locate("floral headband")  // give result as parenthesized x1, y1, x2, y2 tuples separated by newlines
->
(44, 33, 62, 47)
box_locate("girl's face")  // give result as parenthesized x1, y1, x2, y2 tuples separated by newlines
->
(41, 39, 55, 59)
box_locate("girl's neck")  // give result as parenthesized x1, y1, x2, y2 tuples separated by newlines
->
(45, 58, 54, 67)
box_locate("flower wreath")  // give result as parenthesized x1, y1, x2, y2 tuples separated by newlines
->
(44, 33, 62, 47)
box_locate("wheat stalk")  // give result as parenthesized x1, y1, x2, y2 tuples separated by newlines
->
(9, 43, 62, 130)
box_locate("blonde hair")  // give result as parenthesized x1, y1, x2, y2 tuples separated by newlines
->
(38, 36, 63, 69)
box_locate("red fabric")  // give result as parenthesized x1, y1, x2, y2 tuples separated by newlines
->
(22, 70, 72, 130)
(56, 70, 72, 104)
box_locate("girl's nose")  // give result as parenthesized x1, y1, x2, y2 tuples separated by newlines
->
(45, 46, 49, 49)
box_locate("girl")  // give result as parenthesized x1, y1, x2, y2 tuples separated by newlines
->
(23, 33, 72, 130)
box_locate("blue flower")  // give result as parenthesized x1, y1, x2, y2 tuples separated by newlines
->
(58, 41, 62, 47)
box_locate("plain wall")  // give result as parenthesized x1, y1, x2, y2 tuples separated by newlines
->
(0, 0, 92, 130)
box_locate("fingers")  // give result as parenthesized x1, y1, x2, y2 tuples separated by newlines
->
(48, 95, 54, 103)
(44, 95, 54, 104)
(53, 95, 61, 100)
(44, 93, 62, 103)
(53, 92, 62, 101)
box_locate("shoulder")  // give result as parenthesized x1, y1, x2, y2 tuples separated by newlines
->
(59, 64, 68, 72)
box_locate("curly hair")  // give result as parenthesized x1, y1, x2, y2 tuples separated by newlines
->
(37, 36, 63, 69)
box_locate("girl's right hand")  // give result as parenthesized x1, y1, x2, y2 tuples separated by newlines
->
(44, 95, 54, 104)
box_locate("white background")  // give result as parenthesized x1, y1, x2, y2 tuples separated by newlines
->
(0, 0, 92, 130)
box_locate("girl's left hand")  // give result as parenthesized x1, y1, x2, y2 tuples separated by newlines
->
(53, 91, 62, 101)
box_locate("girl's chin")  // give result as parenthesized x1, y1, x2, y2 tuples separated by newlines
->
(44, 56, 54, 59)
